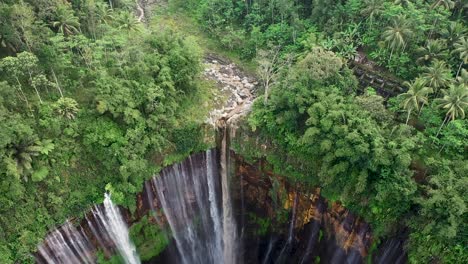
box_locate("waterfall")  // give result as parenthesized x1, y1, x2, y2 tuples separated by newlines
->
(151, 149, 231, 264)
(299, 220, 321, 264)
(299, 199, 324, 264)
(150, 148, 238, 264)
(275, 192, 298, 263)
(91, 193, 140, 264)
(286, 192, 298, 243)
(206, 149, 224, 261)
(374, 237, 407, 264)
(262, 237, 278, 264)
(220, 127, 238, 264)
(36, 221, 95, 264)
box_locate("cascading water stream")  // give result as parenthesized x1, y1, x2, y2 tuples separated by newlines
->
(274, 192, 298, 264)
(91, 193, 140, 264)
(206, 149, 224, 260)
(262, 237, 278, 264)
(299, 199, 324, 264)
(220, 126, 238, 264)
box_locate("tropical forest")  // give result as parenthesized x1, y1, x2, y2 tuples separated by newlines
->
(0, 0, 466, 263)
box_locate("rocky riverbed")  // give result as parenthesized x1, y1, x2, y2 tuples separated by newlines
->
(203, 54, 258, 126)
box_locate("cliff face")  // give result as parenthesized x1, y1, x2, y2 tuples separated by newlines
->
(36, 149, 406, 264)
(231, 153, 373, 264)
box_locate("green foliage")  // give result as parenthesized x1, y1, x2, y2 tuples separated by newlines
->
(408, 158, 468, 263)
(31, 167, 49, 182)
(0, 1, 209, 262)
(247, 54, 420, 235)
(0, 0, 465, 262)
(129, 215, 169, 261)
(178, 2, 468, 260)
(96, 251, 125, 264)
(247, 213, 271, 236)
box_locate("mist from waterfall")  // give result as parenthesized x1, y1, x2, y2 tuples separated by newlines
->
(150, 149, 237, 264)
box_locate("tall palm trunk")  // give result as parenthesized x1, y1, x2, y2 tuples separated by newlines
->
(436, 115, 449, 137)
(406, 108, 412, 124)
(418, 103, 425, 116)
(456, 61, 463, 77)
(28, 70, 43, 103)
(389, 45, 395, 61)
(51, 69, 64, 97)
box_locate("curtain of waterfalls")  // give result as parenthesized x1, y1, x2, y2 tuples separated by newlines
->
(35, 149, 408, 264)
(150, 149, 238, 264)
(37, 221, 95, 264)
(36, 194, 139, 264)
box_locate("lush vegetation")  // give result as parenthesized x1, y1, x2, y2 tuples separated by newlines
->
(0, 0, 211, 262)
(0, 0, 467, 263)
(173, 0, 467, 263)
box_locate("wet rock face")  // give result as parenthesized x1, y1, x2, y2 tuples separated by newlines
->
(203, 54, 257, 126)
(37, 149, 405, 264)
(231, 153, 373, 264)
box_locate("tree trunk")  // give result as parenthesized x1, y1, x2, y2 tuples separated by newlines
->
(406, 108, 412, 125)
(28, 71, 43, 103)
(418, 103, 425, 116)
(15, 76, 32, 114)
(438, 144, 446, 154)
(428, 17, 438, 39)
(389, 46, 395, 61)
(51, 69, 64, 97)
(456, 61, 463, 78)
(264, 80, 270, 104)
(435, 115, 449, 138)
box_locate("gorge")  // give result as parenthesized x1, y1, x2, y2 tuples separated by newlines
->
(34, 145, 407, 264)
(34, 33, 407, 264)
(0, 1, 465, 263)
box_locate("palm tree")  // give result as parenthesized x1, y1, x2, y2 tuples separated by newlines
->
(453, 37, 468, 77)
(96, 2, 114, 25)
(361, 0, 384, 28)
(442, 22, 465, 47)
(422, 60, 452, 94)
(382, 16, 413, 59)
(416, 39, 448, 65)
(394, 0, 411, 6)
(435, 84, 468, 136)
(431, 0, 455, 10)
(117, 12, 140, 32)
(52, 6, 81, 35)
(8, 138, 42, 180)
(398, 78, 433, 124)
(456, 69, 468, 86)
(53, 97, 79, 120)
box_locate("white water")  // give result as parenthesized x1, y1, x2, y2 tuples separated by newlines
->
(262, 237, 278, 264)
(206, 149, 224, 261)
(220, 128, 238, 264)
(275, 192, 298, 264)
(151, 149, 236, 264)
(37, 221, 95, 264)
(92, 193, 140, 264)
